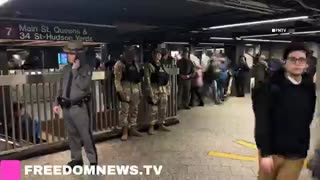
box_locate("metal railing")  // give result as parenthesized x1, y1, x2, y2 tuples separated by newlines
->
(0, 66, 179, 156)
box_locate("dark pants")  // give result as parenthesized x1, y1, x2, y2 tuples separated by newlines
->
(217, 79, 226, 101)
(63, 104, 97, 163)
(235, 76, 246, 97)
(178, 79, 191, 108)
(190, 86, 204, 106)
(224, 73, 231, 95)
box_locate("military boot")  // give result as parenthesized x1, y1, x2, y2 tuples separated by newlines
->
(121, 127, 128, 141)
(129, 126, 143, 137)
(148, 125, 156, 135)
(159, 124, 171, 132)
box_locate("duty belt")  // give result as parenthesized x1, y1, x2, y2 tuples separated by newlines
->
(57, 94, 91, 109)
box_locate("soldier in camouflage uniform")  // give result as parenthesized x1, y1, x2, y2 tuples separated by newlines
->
(114, 46, 143, 141)
(144, 49, 171, 134)
(161, 48, 175, 66)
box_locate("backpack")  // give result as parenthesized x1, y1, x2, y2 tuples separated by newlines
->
(111, 60, 143, 82)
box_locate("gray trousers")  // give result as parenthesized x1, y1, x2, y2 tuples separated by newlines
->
(63, 104, 97, 163)
(178, 79, 191, 108)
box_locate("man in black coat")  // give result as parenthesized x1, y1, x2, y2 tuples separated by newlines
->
(252, 43, 316, 180)
(177, 48, 195, 109)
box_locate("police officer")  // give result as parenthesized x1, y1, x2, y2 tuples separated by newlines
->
(144, 49, 171, 134)
(53, 40, 97, 167)
(114, 46, 143, 141)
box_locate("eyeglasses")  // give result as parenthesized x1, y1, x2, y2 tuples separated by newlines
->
(287, 57, 307, 65)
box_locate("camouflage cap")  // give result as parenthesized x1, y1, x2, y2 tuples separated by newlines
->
(123, 46, 136, 54)
(182, 47, 190, 54)
(122, 45, 136, 60)
(161, 48, 169, 55)
(152, 48, 162, 55)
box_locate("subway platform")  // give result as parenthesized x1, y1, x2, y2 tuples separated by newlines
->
(21, 97, 313, 180)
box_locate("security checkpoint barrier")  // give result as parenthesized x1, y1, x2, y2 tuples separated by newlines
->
(0, 67, 179, 160)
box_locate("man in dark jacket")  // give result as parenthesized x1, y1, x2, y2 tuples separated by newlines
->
(234, 56, 250, 97)
(252, 55, 269, 89)
(307, 50, 317, 77)
(252, 43, 316, 180)
(177, 48, 195, 109)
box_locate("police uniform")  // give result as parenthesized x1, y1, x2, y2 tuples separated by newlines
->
(114, 47, 143, 141)
(144, 49, 171, 134)
(55, 41, 97, 166)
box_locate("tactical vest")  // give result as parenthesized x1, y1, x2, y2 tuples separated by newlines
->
(150, 62, 170, 86)
(121, 61, 142, 83)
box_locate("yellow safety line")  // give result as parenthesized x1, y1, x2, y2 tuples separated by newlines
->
(234, 140, 257, 149)
(208, 151, 257, 161)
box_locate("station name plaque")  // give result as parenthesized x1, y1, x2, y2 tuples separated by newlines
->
(0, 22, 115, 42)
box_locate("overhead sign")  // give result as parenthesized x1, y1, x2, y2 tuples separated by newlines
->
(0, 21, 116, 42)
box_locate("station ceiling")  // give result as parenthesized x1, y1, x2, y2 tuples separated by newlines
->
(0, 0, 320, 44)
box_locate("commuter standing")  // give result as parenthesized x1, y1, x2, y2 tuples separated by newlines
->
(177, 48, 195, 109)
(217, 57, 229, 101)
(190, 54, 204, 106)
(307, 50, 317, 77)
(253, 43, 316, 180)
(144, 49, 171, 135)
(234, 56, 250, 97)
(114, 46, 143, 141)
(53, 40, 97, 167)
(203, 56, 218, 96)
(252, 55, 269, 89)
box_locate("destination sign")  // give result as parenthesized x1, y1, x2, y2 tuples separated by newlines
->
(0, 21, 116, 42)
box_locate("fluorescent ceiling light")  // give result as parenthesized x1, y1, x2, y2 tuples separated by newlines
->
(210, 37, 233, 40)
(0, 0, 9, 6)
(240, 34, 279, 38)
(164, 42, 189, 45)
(199, 43, 224, 45)
(245, 44, 254, 46)
(203, 16, 308, 30)
(244, 39, 291, 43)
(240, 30, 320, 38)
(292, 30, 320, 35)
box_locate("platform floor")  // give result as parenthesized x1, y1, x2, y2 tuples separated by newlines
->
(21, 96, 314, 180)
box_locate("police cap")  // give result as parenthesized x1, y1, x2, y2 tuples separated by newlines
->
(63, 40, 87, 54)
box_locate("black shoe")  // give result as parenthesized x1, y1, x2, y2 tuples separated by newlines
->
(189, 103, 194, 107)
(198, 102, 204, 106)
(67, 160, 83, 168)
(90, 162, 98, 166)
(90, 163, 98, 175)
(184, 106, 191, 109)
